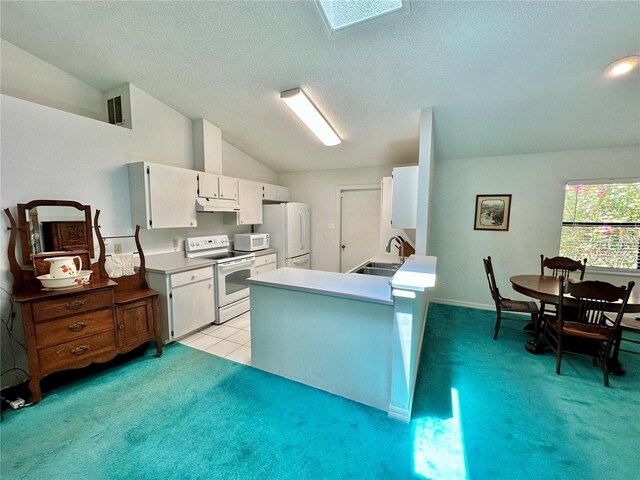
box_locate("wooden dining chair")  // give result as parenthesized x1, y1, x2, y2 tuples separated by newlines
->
(543, 276, 634, 387)
(483, 256, 539, 340)
(539, 255, 587, 318)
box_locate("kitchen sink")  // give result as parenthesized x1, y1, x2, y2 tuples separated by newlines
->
(352, 266, 396, 277)
(364, 262, 401, 270)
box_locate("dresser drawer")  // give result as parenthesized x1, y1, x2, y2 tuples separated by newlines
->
(34, 308, 114, 348)
(33, 290, 113, 322)
(38, 330, 117, 373)
(171, 267, 213, 288)
(255, 253, 276, 268)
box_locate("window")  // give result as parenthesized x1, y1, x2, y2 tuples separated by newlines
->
(560, 181, 640, 271)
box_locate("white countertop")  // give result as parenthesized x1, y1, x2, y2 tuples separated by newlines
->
(249, 253, 436, 306)
(389, 255, 437, 292)
(250, 248, 278, 257)
(143, 251, 215, 274)
(248, 267, 394, 305)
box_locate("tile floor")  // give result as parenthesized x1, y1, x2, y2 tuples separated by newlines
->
(178, 311, 252, 365)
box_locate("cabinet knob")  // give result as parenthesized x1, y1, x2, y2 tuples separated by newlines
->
(118, 324, 125, 330)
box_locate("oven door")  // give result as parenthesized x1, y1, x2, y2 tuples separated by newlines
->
(216, 258, 256, 306)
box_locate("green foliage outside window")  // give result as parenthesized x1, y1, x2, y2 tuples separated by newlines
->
(560, 182, 640, 270)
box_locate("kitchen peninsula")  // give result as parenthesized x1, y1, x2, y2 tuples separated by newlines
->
(249, 254, 436, 422)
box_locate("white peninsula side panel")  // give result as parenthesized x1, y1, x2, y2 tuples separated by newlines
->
(250, 270, 394, 412)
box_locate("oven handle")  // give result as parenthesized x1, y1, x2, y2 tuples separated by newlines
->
(217, 258, 256, 271)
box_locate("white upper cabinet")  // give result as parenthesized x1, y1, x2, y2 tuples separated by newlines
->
(235, 179, 263, 225)
(391, 166, 418, 229)
(198, 172, 219, 198)
(128, 162, 198, 229)
(263, 183, 290, 202)
(198, 172, 238, 201)
(219, 176, 238, 201)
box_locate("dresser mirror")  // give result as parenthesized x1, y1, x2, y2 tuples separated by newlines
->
(17, 200, 94, 266)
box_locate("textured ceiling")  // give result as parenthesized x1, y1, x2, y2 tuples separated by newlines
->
(1, 1, 639, 172)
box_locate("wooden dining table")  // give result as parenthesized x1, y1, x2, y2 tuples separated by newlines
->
(510, 274, 640, 371)
(510, 275, 640, 313)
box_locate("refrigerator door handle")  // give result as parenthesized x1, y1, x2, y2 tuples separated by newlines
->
(299, 212, 304, 250)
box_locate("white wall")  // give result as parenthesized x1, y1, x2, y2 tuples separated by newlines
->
(278, 166, 396, 272)
(223, 141, 278, 184)
(0, 39, 105, 121)
(429, 146, 640, 308)
(0, 43, 279, 389)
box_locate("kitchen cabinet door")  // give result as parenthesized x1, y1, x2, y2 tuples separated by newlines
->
(198, 172, 219, 198)
(237, 179, 263, 225)
(262, 183, 278, 201)
(218, 176, 238, 201)
(262, 183, 290, 202)
(391, 166, 418, 229)
(129, 162, 198, 229)
(277, 186, 291, 202)
(170, 278, 215, 338)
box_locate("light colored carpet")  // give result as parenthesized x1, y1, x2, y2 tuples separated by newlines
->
(1, 304, 639, 479)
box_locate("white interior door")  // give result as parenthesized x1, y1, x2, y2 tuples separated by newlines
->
(340, 188, 381, 272)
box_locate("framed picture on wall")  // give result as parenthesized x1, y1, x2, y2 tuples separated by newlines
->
(474, 194, 512, 231)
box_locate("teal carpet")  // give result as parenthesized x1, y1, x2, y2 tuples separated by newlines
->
(1, 304, 639, 479)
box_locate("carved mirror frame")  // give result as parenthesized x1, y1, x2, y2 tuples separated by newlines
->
(16, 199, 94, 266)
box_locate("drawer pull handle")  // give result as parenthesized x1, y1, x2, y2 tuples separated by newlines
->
(65, 300, 86, 310)
(70, 345, 90, 355)
(68, 322, 87, 332)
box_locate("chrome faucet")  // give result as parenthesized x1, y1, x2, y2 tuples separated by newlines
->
(385, 236, 405, 263)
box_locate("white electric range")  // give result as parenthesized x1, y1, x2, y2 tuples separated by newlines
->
(185, 235, 256, 324)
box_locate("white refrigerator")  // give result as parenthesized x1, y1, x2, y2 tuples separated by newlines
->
(257, 202, 310, 269)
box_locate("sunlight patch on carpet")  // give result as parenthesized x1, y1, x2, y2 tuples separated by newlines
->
(413, 388, 468, 480)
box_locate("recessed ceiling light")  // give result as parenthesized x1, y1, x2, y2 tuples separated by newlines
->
(604, 56, 640, 77)
(280, 88, 341, 147)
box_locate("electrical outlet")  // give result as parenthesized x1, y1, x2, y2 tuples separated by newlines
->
(441, 282, 447, 290)
(114, 243, 122, 254)
(172, 238, 179, 250)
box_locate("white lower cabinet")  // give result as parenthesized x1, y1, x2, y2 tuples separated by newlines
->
(147, 266, 215, 342)
(254, 253, 277, 275)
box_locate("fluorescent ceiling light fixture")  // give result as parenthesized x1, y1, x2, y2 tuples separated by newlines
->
(316, 0, 409, 35)
(280, 88, 341, 146)
(604, 55, 640, 77)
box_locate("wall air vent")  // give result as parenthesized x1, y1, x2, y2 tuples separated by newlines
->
(107, 96, 124, 125)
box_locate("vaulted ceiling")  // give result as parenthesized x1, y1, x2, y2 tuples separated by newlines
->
(1, 1, 638, 172)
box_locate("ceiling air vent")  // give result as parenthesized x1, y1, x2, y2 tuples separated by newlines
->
(107, 96, 124, 125)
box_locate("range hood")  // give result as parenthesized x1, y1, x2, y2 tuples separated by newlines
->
(196, 197, 240, 213)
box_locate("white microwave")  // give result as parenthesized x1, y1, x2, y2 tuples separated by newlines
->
(234, 233, 269, 252)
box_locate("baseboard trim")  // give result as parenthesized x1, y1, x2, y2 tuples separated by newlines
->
(430, 298, 534, 318)
(429, 297, 495, 311)
(387, 405, 410, 423)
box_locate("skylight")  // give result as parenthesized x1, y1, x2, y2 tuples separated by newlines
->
(316, 0, 409, 34)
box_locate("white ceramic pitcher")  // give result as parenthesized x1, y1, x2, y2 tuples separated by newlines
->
(45, 256, 82, 278)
